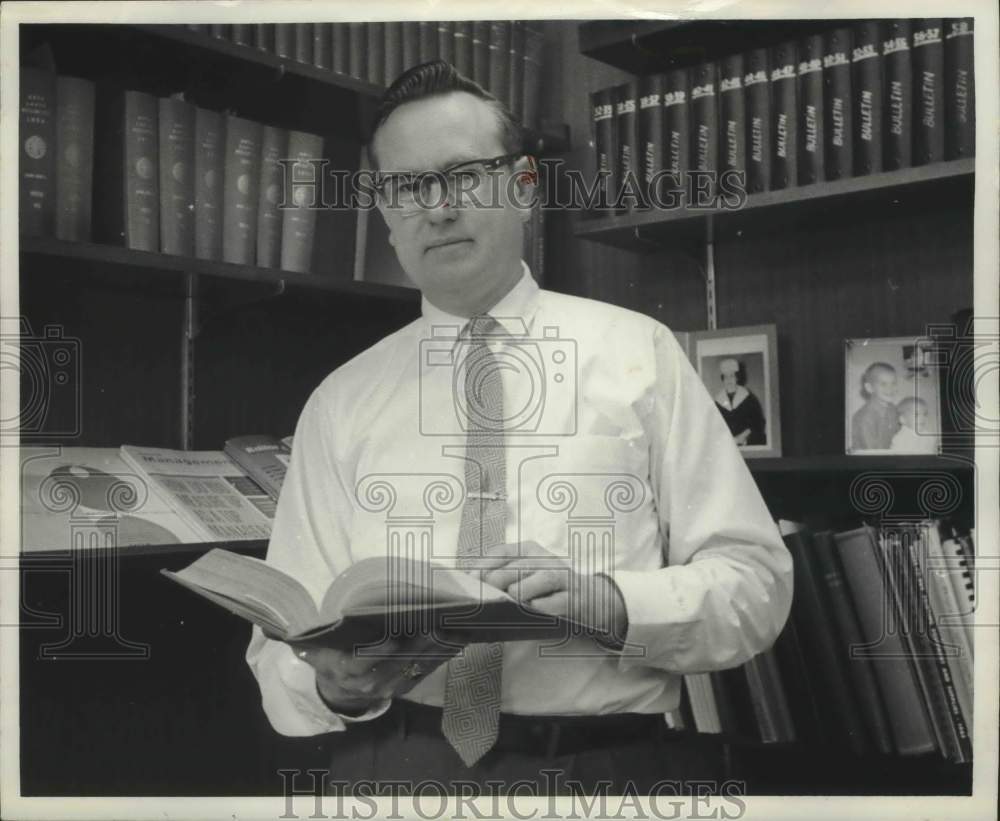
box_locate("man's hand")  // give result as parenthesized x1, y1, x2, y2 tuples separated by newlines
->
(292, 634, 464, 715)
(478, 541, 628, 648)
(734, 428, 751, 446)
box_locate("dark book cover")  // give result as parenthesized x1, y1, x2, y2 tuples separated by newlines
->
(744, 649, 797, 743)
(253, 24, 274, 52)
(823, 27, 854, 180)
(590, 87, 616, 213)
(209, 24, 229, 40)
(833, 526, 936, 756)
(912, 19, 945, 165)
(797, 34, 825, 184)
(472, 22, 490, 88)
(19, 67, 56, 237)
(94, 88, 159, 251)
(230, 24, 252, 47)
(772, 616, 828, 747)
(613, 81, 640, 211)
(402, 23, 420, 71)
(194, 107, 223, 261)
(782, 527, 870, 754)
(508, 21, 525, 120)
(852, 21, 883, 175)
(637, 73, 666, 204)
(522, 26, 545, 131)
(347, 23, 365, 80)
(718, 53, 746, 178)
(274, 24, 294, 59)
(312, 23, 331, 70)
(55, 75, 95, 242)
(454, 22, 473, 77)
(281, 131, 324, 273)
(744, 48, 771, 193)
(418, 21, 437, 64)
(157, 96, 195, 256)
(488, 22, 511, 106)
(944, 18, 975, 158)
(812, 530, 894, 755)
(438, 21, 455, 67)
(366, 22, 385, 87)
(256, 125, 287, 269)
(712, 666, 759, 741)
(690, 62, 718, 201)
(221, 115, 262, 265)
(662, 68, 689, 183)
(331, 23, 349, 74)
(294, 23, 313, 65)
(770, 40, 798, 189)
(882, 20, 913, 170)
(384, 22, 403, 86)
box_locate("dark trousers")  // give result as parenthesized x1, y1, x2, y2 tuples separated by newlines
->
(324, 700, 728, 796)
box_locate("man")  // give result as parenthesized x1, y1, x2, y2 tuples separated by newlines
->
(247, 61, 792, 794)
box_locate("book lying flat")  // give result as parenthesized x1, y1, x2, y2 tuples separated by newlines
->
(162, 548, 583, 648)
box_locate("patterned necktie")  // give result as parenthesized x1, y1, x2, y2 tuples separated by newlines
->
(441, 315, 505, 767)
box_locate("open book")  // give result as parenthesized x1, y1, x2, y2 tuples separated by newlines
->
(162, 549, 583, 648)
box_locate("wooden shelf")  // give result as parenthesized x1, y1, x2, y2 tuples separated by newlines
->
(574, 158, 976, 250)
(19, 237, 421, 305)
(747, 453, 974, 475)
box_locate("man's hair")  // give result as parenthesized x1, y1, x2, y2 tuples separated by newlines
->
(367, 60, 522, 169)
(860, 361, 896, 398)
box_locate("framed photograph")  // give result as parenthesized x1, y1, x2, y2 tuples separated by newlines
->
(691, 325, 782, 459)
(845, 336, 942, 455)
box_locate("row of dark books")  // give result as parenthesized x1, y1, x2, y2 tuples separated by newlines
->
(676, 519, 975, 762)
(20, 68, 321, 272)
(189, 21, 546, 130)
(590, 18, 974, 211)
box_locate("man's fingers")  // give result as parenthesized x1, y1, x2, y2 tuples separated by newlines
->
(508, 568, 569, 603)
(524, 590, 570, 616)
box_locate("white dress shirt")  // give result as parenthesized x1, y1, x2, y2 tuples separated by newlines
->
(246, 264, 793, 736)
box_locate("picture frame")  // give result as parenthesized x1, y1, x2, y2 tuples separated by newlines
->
(691, 324, 782, 459)
(845, 336, 943, 455)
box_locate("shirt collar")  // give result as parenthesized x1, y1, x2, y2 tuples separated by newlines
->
(420, 261, 540, 346)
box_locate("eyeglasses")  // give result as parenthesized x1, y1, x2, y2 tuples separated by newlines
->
(375, 153, 526, 215)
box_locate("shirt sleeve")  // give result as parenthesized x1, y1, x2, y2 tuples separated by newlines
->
(607, 325, 794, 674)
(245, 387, 390, 735)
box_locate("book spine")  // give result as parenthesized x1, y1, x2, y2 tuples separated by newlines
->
(638, 73, 666, 205)
(852, 21, 883, 175)
(590, 87, 616, 213)
(312, 23, 331, 70)
(274, 24, 294, 59)
(402, 23, 420, 71)
(331, 23, 349, 74)
(882, 20, 913, 171)
(19, 67, 57, 238)
(222, 116, 262, 265)
(488, 22, 511, 105)
(256, 125, 287, 269)
(157, 97, 195, 256)
(772, 616, 830, 747)
(718, 54, 746, 179)
(253, 24, 273, 52)
(522, 26, 545, 131)
(834, 526, 937, 755)
(384, 22, 403, 86)
(614, 81, 639, 211)
(194, 107, 224, 261)
(438, 21, 455, 67)
(690, 62, 717, 199)
(797, 35, 825, 184)
(812, 530, 897, 755)
(55, 75, 95, 242)
(472, 22, 490, 88)
(347, 23, 365, 80)
(366, 22, 385, 86)
(743, 49, 771, 193)
(944, 18, 975, 158)
(770, 41, 798, 189)
(418, 21, 437, 64)
(294, 23, 313, 64)
(747, 649, 797, 743)
(230, 24, 252, 47)
(454, 22, 473, 77)
(912, 19, 945, 165)
(508, 21, 525, 120)
(823, 27, 854, 180)
(280, 131, 323, 273)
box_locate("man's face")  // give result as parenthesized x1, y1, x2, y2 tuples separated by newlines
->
(720, 360, 739, 393)
(867, 370, 897, 403)
(372, 92, 530, 313)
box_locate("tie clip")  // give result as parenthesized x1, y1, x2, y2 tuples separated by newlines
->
(466, 490, 506, 501)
